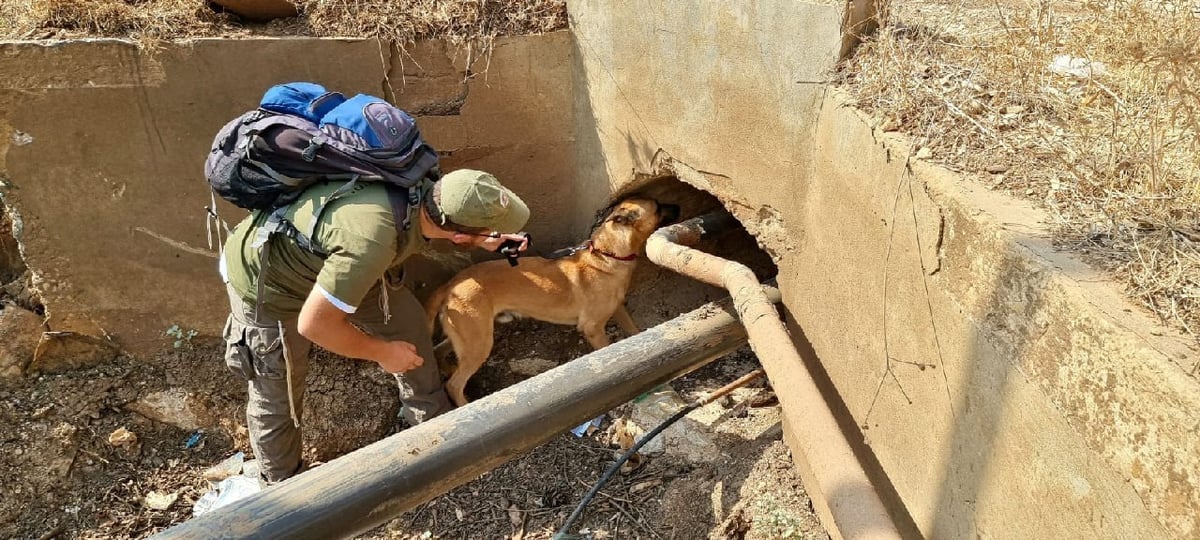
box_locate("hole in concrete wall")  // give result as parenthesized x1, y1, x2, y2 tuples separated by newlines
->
(0, 202, 24, 285)
(620, 173, 780, 284)
(0, 201, 39, 314)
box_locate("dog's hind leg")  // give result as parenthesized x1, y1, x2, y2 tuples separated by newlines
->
(611, 304, 640, 336)
(433, 338, 455, 378)
(440, 308, 494, 408)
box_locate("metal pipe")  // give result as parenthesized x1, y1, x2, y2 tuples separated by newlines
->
(154, 291, 776, 540)
(646, 211, 901, 540)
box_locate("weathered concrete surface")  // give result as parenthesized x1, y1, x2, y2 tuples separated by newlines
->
(0, 35, 575, 355)
(1, 4, 1197, 538)
(568, 1, 1198, 538)
(566, 0, 841, 238)
(802, 94, 1199, 539)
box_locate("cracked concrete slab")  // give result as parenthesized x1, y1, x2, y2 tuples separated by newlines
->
(0, 34, 575, 355)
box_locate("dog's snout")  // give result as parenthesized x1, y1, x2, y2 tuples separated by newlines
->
(658, 203, 681, 225)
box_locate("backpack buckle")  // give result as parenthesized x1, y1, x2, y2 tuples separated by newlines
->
(301, 136, 326, 162)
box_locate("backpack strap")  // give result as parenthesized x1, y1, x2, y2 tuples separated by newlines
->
(248, 177, 362, 318)
(385, 184, 416, 234)
(246, 176, 425, 319)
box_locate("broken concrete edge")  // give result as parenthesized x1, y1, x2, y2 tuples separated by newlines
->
(0, 123, 55, 382)
(824, 87, 1200, 535)
(647, 152, 795, 263)
(0, 196, 108, 380)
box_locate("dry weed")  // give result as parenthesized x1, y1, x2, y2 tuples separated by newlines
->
(0, 0, 566, 42)
(2, 0, 229, 40)
(840, 0, 1200, 342)
(294, 0, 566, 44)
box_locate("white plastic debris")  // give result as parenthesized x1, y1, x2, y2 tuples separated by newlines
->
(11, 131, 33, 146)
(1048, 55, 1107, 78)
(570, 415, 604, 437)
(192, 453, 263, 517)
(192, 475, 261, 517)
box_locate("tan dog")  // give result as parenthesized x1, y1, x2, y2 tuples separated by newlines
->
(425, 197, 681, 406)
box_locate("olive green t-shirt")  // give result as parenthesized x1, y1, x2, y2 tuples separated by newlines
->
(222, 181, 426, 318)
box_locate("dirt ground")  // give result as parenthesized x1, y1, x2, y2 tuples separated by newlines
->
(0, 313, 823, 540)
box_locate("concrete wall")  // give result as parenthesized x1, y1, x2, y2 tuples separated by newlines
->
(2, 2, 1198, 537)
(805, 97, 1199, 538)
(0, 35, 577, 355)
(566, 0, 1199, 538)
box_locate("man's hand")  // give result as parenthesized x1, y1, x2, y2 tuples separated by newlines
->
(378, 340, 424, 374)
(298, 288, 426, 373)
(475, 232, 530, 253)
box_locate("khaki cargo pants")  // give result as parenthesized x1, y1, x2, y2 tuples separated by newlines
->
(221, 272, 452, 482)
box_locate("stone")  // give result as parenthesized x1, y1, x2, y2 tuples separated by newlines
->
(125, 388, 217, 431)
(508, 356, 558, 377)
(107, 427, 139, 450)
(48, 422, 79, 478)
(0, 304, 43, 380)
(28, 331, 118, 374)
(143, 491, 178, 510)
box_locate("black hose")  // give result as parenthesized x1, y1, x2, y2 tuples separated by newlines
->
(553, 368, 766, 539)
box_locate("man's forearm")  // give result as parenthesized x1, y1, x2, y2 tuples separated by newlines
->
(296, 289, 389, 364)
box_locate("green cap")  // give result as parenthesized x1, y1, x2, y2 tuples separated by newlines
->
(436, 169, 530, 233)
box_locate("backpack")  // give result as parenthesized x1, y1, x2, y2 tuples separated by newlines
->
(204, 82, 439, 256)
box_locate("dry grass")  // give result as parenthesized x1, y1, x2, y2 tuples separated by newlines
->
(839, 0, 1200, 343)
(0, 0, 231, 39)
(295, 0, 566, 44)
(0, 0, 566, 42)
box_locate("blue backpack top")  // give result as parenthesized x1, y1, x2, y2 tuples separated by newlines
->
(204, 82, 438, 212)
(204, 81, 440, 257)
(258, 82, 347, 123)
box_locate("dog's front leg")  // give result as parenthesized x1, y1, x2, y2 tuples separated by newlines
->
(611, 305, 640, 336)
(578, 317, 612, 350)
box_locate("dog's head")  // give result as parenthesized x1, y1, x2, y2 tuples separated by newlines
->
(592, 197, 681, 257)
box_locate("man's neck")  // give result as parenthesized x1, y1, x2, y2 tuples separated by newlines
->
(416, 206, 441, 240)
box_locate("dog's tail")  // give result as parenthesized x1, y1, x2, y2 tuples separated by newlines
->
(424, 282, 452, 335)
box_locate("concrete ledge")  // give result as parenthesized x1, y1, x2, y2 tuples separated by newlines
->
(791, 89, 1199, 538)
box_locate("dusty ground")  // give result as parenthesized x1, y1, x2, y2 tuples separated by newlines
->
(0, 315, 822, 540)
